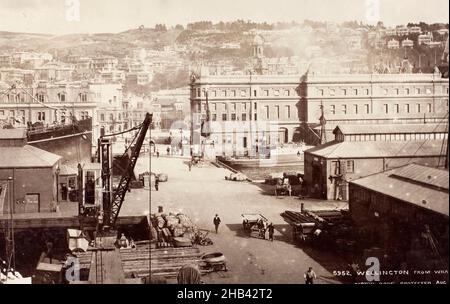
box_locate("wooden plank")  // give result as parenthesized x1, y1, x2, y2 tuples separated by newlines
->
(36, 262, 63, 272)
(88, 248, 126, 284)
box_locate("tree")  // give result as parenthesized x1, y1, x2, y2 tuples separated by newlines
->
(155, 24, 167, 32)
(175, 24, 184, 31)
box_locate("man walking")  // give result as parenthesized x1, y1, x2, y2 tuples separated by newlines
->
(304, 267, 317, 284)
(213, 214, 221, 234)
(267, 223, 275, 242)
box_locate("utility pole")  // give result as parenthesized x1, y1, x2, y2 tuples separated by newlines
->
(5, 177, 15, 278)
(319, 100, 326, 145)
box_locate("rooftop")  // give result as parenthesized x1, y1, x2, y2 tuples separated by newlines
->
(305, 140, 445, 159)
(192, 73, 446, 84)
(334, 123, 448, 135)
(0, 145, 61, 168)
(0, 129, 27, 139)
(350, 164, 449, 217)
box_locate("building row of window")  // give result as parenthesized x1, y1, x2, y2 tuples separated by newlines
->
(198, 102, 259, 112)
(0, 109, 90, 123)
(196, 88, 295, 98)
(195, 85, 449, 100)
(342, 133, 447, 142)
(317, 86, 448, 97)
(31, 92, 88, 103)
(200, 103, 293, 120)
(211, 113, 258, 121)
(328, 103, 434, 115)
(332, 160, 355, 174)
(100, 112, 123, 122)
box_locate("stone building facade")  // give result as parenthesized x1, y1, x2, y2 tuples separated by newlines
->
(190, 71, 449, 157)
(0, 80, 96, 129)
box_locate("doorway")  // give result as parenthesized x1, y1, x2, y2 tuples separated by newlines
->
(279, 127, 288, 144)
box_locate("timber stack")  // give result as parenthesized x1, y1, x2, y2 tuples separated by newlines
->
(74, 242, 204, 280)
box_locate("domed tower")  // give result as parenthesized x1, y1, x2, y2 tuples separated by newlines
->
(252, 34, 267, 74)
(253, 34, 264, 58)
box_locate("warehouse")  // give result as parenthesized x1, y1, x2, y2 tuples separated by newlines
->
(0, 129, 61, 213)
(303, 123, 447, 200)
(348, 164, 448, 268)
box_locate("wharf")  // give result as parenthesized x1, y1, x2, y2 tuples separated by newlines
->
(0, 204, 147, 231)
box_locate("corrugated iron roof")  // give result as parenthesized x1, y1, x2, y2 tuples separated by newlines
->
(334, 123, 447, 135)
(0, 129, 27, 139)
(305, 140, 444, 158)
(350, 164, 449, 217)
(58, 164, 78, 176)
(0, 145, 61, 168)
(390, 163, 449, 190)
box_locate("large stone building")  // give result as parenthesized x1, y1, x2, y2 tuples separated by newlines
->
(89, 82, 126, 144)
(190, 71, 449, 157)
(0, 80, 96, 129)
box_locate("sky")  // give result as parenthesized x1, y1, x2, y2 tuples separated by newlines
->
(0, 0, 448, 35)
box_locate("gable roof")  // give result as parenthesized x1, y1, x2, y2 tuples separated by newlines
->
(305, 140, 444, 159)
(334, 123, 447, 135)
(0, 129, 27, 139)
(350, 164, 449, 217)
(0, 145, 61, 168)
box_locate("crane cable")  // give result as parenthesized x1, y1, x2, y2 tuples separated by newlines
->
(14, 84, 66, 113)
(403, 113, 449, 166)
(383, 113, 449, 169)
(437, 115, 449, 168)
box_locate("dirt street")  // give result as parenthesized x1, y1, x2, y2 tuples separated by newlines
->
(122, 155, 348, 284)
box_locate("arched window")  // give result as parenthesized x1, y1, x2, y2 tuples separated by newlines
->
(35, 93, 45, 102)
(57, 92, 66, 102)
(15, 93, 25, 103)
(79, 93, 87, 102)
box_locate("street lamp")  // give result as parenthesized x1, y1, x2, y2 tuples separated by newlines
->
(418, 54, 425, 71)
(55, 164, 60, 209)
(179, 128, 183, 156)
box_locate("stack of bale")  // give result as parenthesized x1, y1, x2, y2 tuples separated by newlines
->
(149, 212, 198, 247)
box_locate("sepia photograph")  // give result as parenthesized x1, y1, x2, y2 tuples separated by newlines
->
(0, 0, 448, 288)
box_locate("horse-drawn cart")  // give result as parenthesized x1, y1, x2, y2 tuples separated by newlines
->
(242, 214, 269, 239)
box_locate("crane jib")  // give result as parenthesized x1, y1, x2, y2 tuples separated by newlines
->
(109, 113, 152, 227)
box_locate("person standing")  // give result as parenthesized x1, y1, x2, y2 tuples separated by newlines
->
(156, 150, 160, 158)
(261, 221, 267, 239)
(188, 160, 192, 171)
(213, 214, 221, 234)
(304, 267, 317, 284)
(155, 176, 159, 191)
(166, 146, 170, 156)
(267, 223, 275, 242)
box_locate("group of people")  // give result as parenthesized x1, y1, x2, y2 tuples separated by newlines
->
(256, 218, 275, 241)
(213, 215, 318, 284)
(117, 233, 136, 249)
